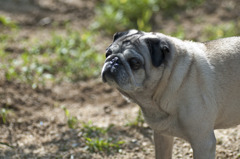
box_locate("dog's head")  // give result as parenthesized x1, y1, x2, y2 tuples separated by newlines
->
(101, 29, 171, 92)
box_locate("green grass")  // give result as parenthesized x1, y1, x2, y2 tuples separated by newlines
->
(82, 121, 113, 137)
(92, 0, 159, 34)
(161, 21, 240, 41)
(169, 26, 186, 40)
(92, 0, 205, 34)
(62, 106, 79, 129)
(1, 30, 104, 88)
(61, 107, 124, 154)
(82, 122, 124, 154)
(125, 109, 145, 128)
(0, 15, 17, 28)
(202, 21, 240, 41)
(0, 108, 11, 124)
(85, 137, 124, 154)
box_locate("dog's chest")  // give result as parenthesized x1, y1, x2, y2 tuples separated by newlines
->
(132, 96, 174, 132)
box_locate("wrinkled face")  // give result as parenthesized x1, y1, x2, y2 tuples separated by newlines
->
(101, 29, 170, 92)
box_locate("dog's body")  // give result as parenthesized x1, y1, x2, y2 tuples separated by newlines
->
(101, 30, 240, 159)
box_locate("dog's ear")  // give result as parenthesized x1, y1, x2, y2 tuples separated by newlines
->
(113, 29, 139, 42)
(113, 31, 129, 42)
(145, 38, 169, 67)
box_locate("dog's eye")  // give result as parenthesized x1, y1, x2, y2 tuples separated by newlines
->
(129, 58, 141, 70)
(123, 40, 131, 46)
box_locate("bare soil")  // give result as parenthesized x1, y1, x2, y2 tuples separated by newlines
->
(0, 0, 239, 158)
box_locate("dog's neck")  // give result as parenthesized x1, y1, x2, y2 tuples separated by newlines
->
(120, 89, 171, 131)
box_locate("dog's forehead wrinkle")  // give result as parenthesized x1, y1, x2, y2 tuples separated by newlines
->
(108, 36, 143, 55)
(114, 31, 143, 44)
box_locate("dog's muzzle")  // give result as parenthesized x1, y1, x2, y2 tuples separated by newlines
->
(102, 56, 122, 83)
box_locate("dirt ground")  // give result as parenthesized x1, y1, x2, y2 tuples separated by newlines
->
(0, 0, 240, 158)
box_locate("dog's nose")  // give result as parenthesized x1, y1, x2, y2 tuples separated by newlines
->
(110, 56, 122, 65)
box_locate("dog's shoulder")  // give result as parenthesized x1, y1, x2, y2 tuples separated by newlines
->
(202, 37, 240, 56)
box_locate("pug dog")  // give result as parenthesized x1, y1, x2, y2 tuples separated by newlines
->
(101, 29, 240, 159)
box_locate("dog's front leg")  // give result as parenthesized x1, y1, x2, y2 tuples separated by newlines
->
(154, 131, 173, 159)
(189, 131, 216, 159)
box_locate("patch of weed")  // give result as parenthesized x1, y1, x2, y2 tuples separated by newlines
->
(3, 52, 53, 89)
(2, 30, 104, 88)
(202, 21, 240, 41)
(0, 108, 11, 124)
(82, 121, 111, 138)
(0, 15, 17, 28)
(92, 0, 160, 34)
(126, 109, 145, 128)
(61, 107, 124, 154)
(85, 137, 124, 154)
(92, 0, 205, 34)
(169, 26, 186, 40)
(42, 31, 104, 82)
(82, 122, 124, 154)
(62, 106, 79, 129)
